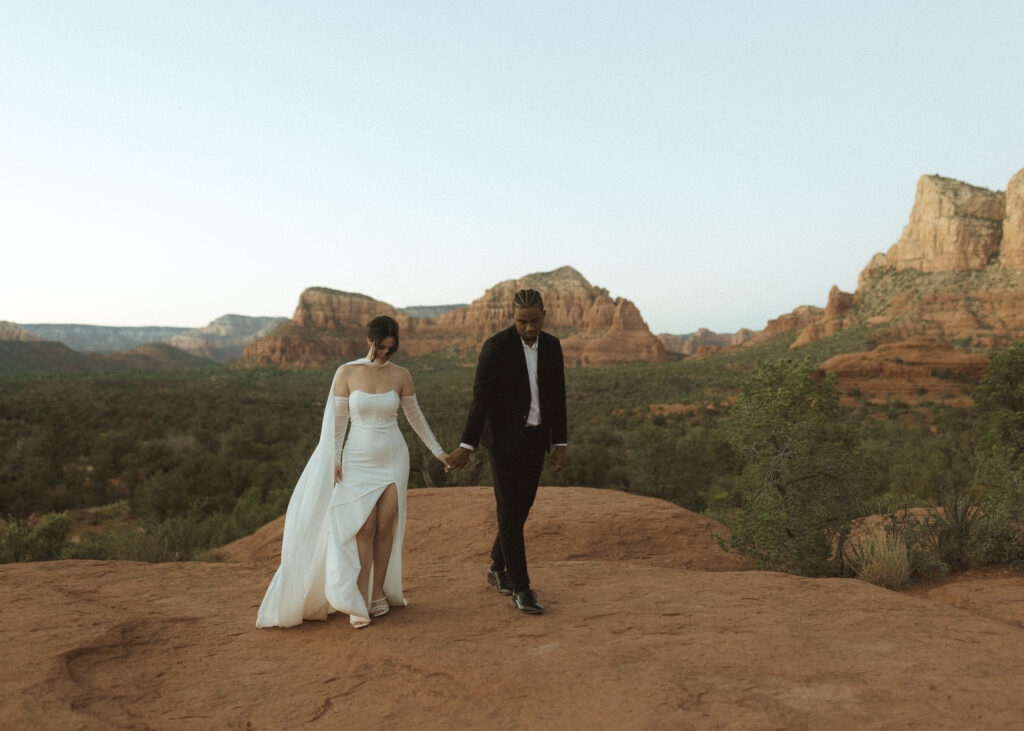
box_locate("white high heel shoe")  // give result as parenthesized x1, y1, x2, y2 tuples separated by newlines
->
(350, 614, 371, 629)
(370, 597, 390, 618)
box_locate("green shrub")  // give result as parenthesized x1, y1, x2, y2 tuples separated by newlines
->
(0, 512, 72, 563)
(972, 342, 1024, 467)
(885, 496, 985, 577)
(718, 358, 869, 576)
(973, 452, 1024, 568)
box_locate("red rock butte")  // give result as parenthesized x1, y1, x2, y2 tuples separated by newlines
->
(4, 487, 1024, 728)
(240, 266, 669, 368)
(708, 166, 1024, 402)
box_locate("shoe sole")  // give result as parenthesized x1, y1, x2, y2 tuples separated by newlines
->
(486, 572, 513, 595)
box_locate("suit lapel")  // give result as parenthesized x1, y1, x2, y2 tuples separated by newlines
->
(507, 326, 529, 391)
(535, 331, 548, 387)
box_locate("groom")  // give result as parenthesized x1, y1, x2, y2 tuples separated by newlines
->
(447, 288, 567, 614)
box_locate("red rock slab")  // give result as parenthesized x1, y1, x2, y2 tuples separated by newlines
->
(6, 488, 1024, 728)
(4, 559, 1024, 729)
(217, 486, 753, 572)
(904, 566, 1024, 629)
(821, 337, 987, 406)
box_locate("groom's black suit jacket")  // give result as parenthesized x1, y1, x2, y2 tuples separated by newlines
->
(461, 326, 568, 456)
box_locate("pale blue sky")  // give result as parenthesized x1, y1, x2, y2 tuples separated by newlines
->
(2, 1, 1022, 335)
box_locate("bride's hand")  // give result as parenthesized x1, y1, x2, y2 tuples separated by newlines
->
(438, 452, 451, 471)
(334, 464, 343, 483)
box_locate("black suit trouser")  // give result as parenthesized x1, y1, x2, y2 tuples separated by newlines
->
(488, 425, 547, 594)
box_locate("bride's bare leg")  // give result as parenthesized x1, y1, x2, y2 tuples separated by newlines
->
(370, 483, 399, 603)
(355, 503, 378, 614)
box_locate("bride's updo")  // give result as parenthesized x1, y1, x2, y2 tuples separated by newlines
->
(366, 315, 400, 360)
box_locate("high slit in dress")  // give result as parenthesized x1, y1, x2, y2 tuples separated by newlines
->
(324, 390, 408, 620)
(256, 361, 443, 627)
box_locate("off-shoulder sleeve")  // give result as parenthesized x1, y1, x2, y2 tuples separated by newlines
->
(400, 394, 443, 457)
(334, 396, 349, 465)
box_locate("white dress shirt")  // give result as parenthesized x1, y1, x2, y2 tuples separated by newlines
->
(522, 338, 542, 426)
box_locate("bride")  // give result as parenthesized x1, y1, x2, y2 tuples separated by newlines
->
(257, 315, 450, 629)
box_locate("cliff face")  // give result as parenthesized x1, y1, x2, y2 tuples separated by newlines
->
(999, 168, 1024, 270)
(16, 324, 190, 353)
(768, 166, 1024, 352)
(240, 267, 669, 368)
(861, 175, 1004, 276)
(240, 289, 403, 368)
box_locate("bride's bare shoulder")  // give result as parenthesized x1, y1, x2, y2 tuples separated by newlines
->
(393, 364, 415, 393)
(334, 363, 358, 395)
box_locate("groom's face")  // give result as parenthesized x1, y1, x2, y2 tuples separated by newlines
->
(513, 305, 545, 346)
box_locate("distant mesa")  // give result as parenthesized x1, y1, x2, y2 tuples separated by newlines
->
(240, 266, 670, 368)
(17, 323, 190, 353)
(166, 314, 287, 362)
(658, 328, 757, 356)
(8, 315, 287, 368)
(398, 304, 468, 319)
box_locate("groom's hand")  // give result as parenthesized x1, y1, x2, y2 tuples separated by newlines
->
(549, 445, 566, 473)
(446, 446, 471, 471)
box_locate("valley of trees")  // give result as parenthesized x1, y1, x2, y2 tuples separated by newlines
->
(2, 330, 1020, 581)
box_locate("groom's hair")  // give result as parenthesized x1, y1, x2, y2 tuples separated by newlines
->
(366, 315, 400, 358)
(512, 288, 544, 311)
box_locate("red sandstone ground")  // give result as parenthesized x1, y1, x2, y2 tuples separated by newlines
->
(3, 487, 1024, 729)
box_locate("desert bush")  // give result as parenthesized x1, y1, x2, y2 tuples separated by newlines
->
(718, 358, 869, 576)
(0, 512, 72, 563)
(972, 341, 1024, 466)
(69, 513, 218, 562)
(972, 451, 1024, 568)
(928, 494, 985, 570)
(885, 495, 985, 577)
(847, 527, 911, 590)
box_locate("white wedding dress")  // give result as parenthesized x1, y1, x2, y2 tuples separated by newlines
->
(256, 359, 443, 627)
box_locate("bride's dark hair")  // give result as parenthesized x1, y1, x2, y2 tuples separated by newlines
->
(366, 315, 400, 360)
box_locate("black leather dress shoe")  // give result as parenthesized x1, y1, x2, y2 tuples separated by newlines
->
(487, 568, 513, 595)
(512, 589, 545, 614)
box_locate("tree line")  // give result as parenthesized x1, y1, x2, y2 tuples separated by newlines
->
(0, 333, 1011, 569)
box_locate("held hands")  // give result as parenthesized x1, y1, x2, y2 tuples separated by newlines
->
(549, 445, 567, 473)
(445, 446, 472, 472)
(437, 452, 452, 470)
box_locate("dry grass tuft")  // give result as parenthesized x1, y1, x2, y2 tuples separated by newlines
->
(848, 527, 911, 590)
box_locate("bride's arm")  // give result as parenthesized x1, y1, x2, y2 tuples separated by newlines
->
(398, 370, 445, 460)
(334, 396, 350, 460)
(334, 366, 351, 481)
